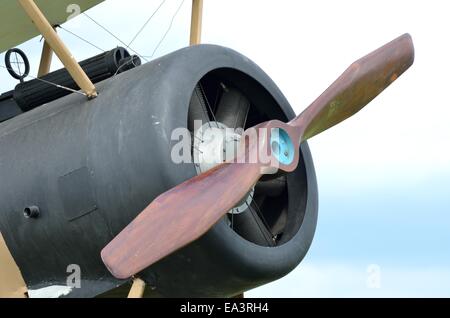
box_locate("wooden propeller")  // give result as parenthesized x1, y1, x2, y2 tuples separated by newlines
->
(101, 34, 414, 279)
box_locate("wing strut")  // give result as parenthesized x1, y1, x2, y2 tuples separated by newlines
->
(37, 35, 54, 77)
(190, 0, 203, 45)
(127, 278, 146, 298)
(18, 0, 98, 98)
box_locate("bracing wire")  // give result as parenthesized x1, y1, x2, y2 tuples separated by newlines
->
(0, 1, 189, 102)
(126, 0, 167, 50)
(145, 0, 186, 59)
(0, 64, 87, 96)
(82, 12, 149, 62)
(55, 0, 184, 65)
(113, 56, 140, 77)
(59, 26, 106, 52)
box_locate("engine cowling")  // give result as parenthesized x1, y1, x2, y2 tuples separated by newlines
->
(0, 44, 318, 297)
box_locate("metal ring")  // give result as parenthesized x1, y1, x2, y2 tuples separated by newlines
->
(5, 48, 30, 81)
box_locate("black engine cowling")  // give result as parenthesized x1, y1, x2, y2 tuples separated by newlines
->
(0, 45, 318, 297)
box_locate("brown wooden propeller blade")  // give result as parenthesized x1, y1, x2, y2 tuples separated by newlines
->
(101, 163, 262, 279)
(101, 34, 414, 279)
(290, 33, 414, 141)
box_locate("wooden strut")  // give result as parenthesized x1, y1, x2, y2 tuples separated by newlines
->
(18, 0, 97, 98)
(0, 232, 28, 298)
(190, 0, 203, 45)
(37, 37, 53, 77)
(127, 278, 146, 298)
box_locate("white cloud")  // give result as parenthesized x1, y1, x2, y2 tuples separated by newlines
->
(247, 262, 450, 298)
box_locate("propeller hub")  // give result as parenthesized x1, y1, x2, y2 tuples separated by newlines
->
(270, 128, 295, 166)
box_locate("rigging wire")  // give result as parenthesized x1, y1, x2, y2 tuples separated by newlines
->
(57, 0, 184, 65)
(58, 25, 106, 52)
(13, 52, 22, 75)
(0, 64, 87, 96)
(1, 0, 187, 102)
(144, 0, 186, 59)
(112, 56, 141, 77)
(82, 12, 149, 62)
(126, 0, 167, 50)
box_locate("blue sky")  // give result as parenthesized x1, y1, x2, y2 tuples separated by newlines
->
(1, 0, 449, 297)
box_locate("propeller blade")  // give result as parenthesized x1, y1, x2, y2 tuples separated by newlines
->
(101, 34, 414, 279)
(291, 33, 414, 140)
(101, 162, 262, 279)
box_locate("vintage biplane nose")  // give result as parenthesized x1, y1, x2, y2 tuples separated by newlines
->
(0, 0, 413, 294)
(0, 0, 416, 298)
(0, 43, 319, 297)
(101, 34, 414, 281)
